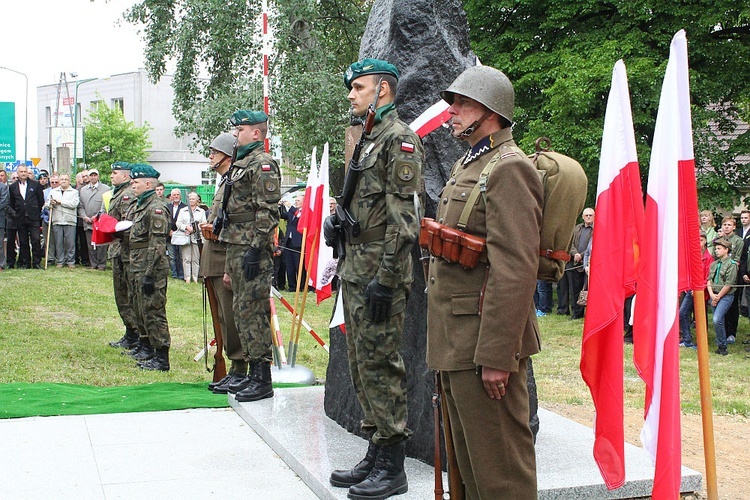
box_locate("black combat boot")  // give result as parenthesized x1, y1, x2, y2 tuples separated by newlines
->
(109, 327, 139, 349)
(234, 361, 274, 402)
(132, 339, 155, 361)
(212, 370, 249, 394)
(139, 347, 170, 371)
(123, 337, 146, 357)
(330, 441, 380, 487)
(347, 441, 407, 500)
(208, 361, 248, 391)
(226, 362, 254, 394)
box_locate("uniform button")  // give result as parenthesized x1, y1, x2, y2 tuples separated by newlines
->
(443, 198, 448, 204)
(430, 277, 435, 284)
(450, 178, 456, 185)
(515, 353, 520, 360)
(431, 257, 435, 263)
(461, 192, 466, 198)
(438, 218, 444, 223)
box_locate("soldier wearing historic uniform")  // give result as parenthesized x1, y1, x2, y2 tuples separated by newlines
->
(326, 59, 423, 500)
(129, 163, 172, 371)
(107, 162, 140, 350)
(216, 110, 281, 402)
(199, 133, 246, 394)
(426, 66, 542, 498)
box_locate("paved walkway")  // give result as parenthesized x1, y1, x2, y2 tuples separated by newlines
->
(0, 407, 316, 499)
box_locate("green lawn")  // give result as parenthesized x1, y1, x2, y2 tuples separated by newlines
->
(1, 267, 748, 417)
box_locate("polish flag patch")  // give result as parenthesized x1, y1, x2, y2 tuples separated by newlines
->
(400, 142, 415, 153)
(261, 164, 272, 171)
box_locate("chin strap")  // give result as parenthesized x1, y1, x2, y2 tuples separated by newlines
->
(453, 110, 494, 139)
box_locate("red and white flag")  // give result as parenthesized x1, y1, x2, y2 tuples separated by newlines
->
(307, 143, 335, 303)
(633, 29, 702, 499)
(297, 147, 318, 247)
(580, 59, 644, 490)
(409, 100, 451, 138)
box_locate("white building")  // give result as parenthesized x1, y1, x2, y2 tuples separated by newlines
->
(36, 70, 209, 185)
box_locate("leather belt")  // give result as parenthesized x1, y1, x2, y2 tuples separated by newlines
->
(347, 224, 386, 245)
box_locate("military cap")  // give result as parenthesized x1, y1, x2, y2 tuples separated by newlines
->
(38, 170, 49, 179)
(130, 163, 161, 179)
(714, 238, 731, 249)
(230, 110, 268, 127)
(111, 161, 132, 171)
(344, 58, 399, 90)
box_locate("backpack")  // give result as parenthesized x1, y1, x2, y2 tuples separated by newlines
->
(458, 137, 588, 281)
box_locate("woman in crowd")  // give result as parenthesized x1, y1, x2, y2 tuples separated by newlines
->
(175, 192, 206, 283)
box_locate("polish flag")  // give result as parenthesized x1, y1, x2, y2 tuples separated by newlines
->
(297, 147, 318, 254)
(329, 291, 347, 334)
(580, 60, 644, 489)
(307, 143, 334, 303)
(633, 30, 702, 499)
(409, 100, 451, 138)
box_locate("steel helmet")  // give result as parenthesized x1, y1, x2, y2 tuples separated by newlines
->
(440, 66, 515, 124)
(210, 133, 236, 156)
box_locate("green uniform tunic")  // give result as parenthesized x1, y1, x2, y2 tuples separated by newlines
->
(108, 182, 139, 335)
(338, 108, 423, 445)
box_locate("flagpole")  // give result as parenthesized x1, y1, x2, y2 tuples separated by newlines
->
(290, 232, 318, 366)
(692, 289, 718, 499)
(288, 227, 308, 360)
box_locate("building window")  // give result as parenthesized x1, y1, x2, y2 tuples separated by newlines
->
(111, 98, 124, 112)
(45, 106, 51, 127)
(90, 100, 103, 111)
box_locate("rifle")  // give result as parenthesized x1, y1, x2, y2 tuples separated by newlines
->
(213, 137, 239, 237)
(202, 277, 227, 382)
(331, 78, 383, 259)
(434, 370, 464, 500)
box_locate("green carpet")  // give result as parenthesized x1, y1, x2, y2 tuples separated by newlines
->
(0, 382, 230, 419)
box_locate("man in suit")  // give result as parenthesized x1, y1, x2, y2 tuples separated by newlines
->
(8, 165, 45, 269)
(77, 168, 111, 270)
(167, 188, 186, 280)
(427, 66, 541, 498)
(567, 208, 595, 320)
(0, 177, 8, 270)
(279, 195, 304, 291)
(736, 210, 750, 319)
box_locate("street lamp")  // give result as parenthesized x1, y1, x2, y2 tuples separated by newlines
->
(72, 77, 97, 174)
(0, 66, 29, 163)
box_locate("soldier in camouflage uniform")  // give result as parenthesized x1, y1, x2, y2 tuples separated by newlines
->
(326, 59, 423, 500)
(216, 110, 281, 402)
(199, 133, 247, 394)
(106, 162, 140, 350)
(129, 163, 172, 371)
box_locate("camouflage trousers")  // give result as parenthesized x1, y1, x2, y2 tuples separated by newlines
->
(111, 256, 139, 333)
(226, 244, 273, 363)
(341, 279, 412, 446)
(131, 270, 171, 349)
(206, 276, 243, 362)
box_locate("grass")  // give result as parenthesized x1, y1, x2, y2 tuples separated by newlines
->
(1, 268, 748, 417)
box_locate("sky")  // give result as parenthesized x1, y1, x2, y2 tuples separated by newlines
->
(1, 0, 146, 162)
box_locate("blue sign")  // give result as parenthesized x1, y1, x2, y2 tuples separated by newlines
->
(0, 102, 16, 162)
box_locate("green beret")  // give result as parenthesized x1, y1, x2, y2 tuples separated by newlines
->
(230, 110, 268, 126)
(111, 161, 132, 171)
(130, 163, 161, 179)
(344, 58, 399, 90)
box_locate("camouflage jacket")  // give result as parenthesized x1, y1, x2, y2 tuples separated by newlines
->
(129, 191, 170, 282)
(107, 183, 137, 261)
(218, 147, 281, 254)
(339, 109, 424, 288)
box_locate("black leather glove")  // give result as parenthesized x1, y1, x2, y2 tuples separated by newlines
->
(323, 215, 338, 248)
(364, 278, 394, 323)
(142, 276, 155, 296)
(242, 246, 261, 281)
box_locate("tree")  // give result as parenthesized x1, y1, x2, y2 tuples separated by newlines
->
(83, 101, 152, 184)
(125, 0, 371, 176)
(463, 0, 750, 211)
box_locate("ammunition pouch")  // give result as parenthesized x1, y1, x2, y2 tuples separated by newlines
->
(200, 223, 219, 242)
(419, 218, 486, 270)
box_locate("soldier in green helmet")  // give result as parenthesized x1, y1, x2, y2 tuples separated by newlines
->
(427, 66, 541, 498)
(215, 110, 281, 402)
(326, 58, 424, 500)
(107, 161, 141, 351)
(129, 163, 172, 371)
